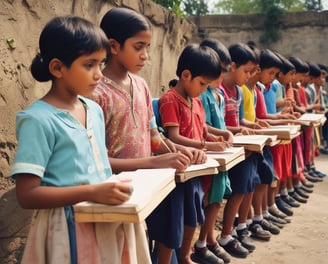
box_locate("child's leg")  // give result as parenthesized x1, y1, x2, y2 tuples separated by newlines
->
(253, 184, 265, 218)
(199, 203, 221, 244)
(193, 203, 227, 264)
(178, 225, 197, 264)
(220, 193, 244, 238)
(157, 243, 173, 264)
(235, 193, 258, 251)
(218, 193, 249, 258)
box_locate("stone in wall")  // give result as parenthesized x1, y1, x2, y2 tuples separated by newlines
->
(189, 11, 328, 66)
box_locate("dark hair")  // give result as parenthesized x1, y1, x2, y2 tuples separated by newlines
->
(228, 43, 256, 67)
(307, 62, 321, 77)
(176, 44, 221, 79)
(246, 40, 257, 49)
(274, 52, 295, 74)
(289, 56, 309, 73)
(100, 7, 150, 46)
(30, 16, 109, 82)
(318, 64, 328, 72)
(200, 38, 231, 65)
(260, 49, 283, 70)
(168, 79, 178, 87)
(248, 45, 261, 65)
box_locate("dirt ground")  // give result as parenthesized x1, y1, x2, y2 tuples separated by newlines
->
(209, 155, 328, 264)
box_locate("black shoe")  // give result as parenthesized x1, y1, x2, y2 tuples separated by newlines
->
(319, 146, 328, 155)
(264, 214, 288, 226)
(256, 219, 280, 235)
(294, 187, 310, 198)
(307, 169, 324, 181)
(207, 243, 231, 264)
(301, 185, 313, 193)
(248, 222, 271, 241)
(275, 196, 294, 216)
(311, 167, 326, 178)
(302, 181, 314, 188)
(289, 191, 307, 203)
(268, 205, 288, 219)
(305, 173, 322, 182)
(236, 228, 256, 252)
(281, 194, 301, 207)
(192, 244, 224, 264)
(219, 238, 249, 258)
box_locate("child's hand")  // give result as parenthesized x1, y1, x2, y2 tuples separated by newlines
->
(188, 148, 207, 164)
(223, 130, 234, 145)
(205, 141, 227, 152)
(256, 120, 270, 128)
(154, 152, 191, 173)
(240, 127, 254, 135)
(292, 112, 302, 118)
(93, 181, 133, 205)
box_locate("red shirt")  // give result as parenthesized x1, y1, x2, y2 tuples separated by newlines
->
(255, 85, 268, 119)
(297, 85, 307, 107)
(159, 89, 206, 140)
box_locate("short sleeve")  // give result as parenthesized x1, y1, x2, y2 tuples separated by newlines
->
(11, 112, 54, 178)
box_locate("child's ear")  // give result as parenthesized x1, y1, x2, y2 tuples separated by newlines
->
(230, 61, 237, 72)
(108, 38, 120, 55)
(49, 58, 64, 78)
(181, 69, 192, 80)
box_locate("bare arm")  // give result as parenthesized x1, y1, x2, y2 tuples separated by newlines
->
(15, 174, 132, 209)
(165, 126, 227, 152)
(109, 153, 190, 174)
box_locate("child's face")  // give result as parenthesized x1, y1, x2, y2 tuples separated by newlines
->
(259, 67, 280, 86)
(116, 29, 152, 73)
(292, 72, 304, 86)
(184, 74, 212, 97)
(284, 69, 296, 84)
(60, 49, 106, 97)
(209, 65, 229, 88)
(211, 63, 231, 87)
(232, 61, 254, 86)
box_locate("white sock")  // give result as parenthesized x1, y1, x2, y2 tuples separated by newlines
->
(288, 188, 294, 193)
(196, 240, 206, 248)
(280, 188, 288, 196)
(253, 215, 263, 222)
(236, 223, 247, 230)
(295, 182, 302, 188)
(219, 235, 233, 246)
(263, 211, 270, 217)
(270, 204, 278, 210)
(246, 218, 253, 226)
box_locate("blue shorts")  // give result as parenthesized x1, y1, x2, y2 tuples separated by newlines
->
(146, 178, 204, 249)
(228, 153, 260, 194)
(257, 146, 275, 184)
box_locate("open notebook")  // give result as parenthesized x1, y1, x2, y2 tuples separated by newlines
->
(73, 168, 176, 223)
(175, 157, 219, 183)
(233, 135, 278, 152)
(254, 125, 300, 140)
(206, 147, 245, 171)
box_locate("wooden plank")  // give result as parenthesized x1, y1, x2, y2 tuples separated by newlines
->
(206, 147, 245, 171)
(233, 135, 275, 152)
(74, 168, 176, 223)
(175, 157, 219, 183)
